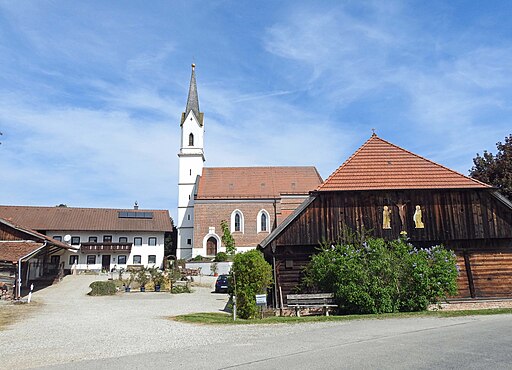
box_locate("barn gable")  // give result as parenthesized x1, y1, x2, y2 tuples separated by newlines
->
(259, 134, 512, 303)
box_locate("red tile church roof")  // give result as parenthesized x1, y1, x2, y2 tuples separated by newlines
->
(196, 167, 322, 199)
(317, 134, 491, 191)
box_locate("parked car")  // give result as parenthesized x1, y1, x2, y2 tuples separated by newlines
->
(214, 274, 229, 293)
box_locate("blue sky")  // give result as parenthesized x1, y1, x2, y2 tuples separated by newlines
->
(1, 1, 511, 219)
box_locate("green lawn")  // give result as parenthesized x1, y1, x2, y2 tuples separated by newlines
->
(172, 308, 512, 325)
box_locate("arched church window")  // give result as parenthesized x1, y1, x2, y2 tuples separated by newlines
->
(234, 213, 241, 231)
(231, 210, 244, 233)
(261, 213, 267, 231)
(257, 209, 270, 232)
(189, 133, 194, 146)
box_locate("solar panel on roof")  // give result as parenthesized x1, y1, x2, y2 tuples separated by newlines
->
(118, 211, 153, 219)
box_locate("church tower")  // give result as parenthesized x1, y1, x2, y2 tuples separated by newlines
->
(177, 64, 205, 259)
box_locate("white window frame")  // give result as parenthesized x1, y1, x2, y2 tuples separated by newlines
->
(230, 209, 244, 233)
(257, 209, 270, 233)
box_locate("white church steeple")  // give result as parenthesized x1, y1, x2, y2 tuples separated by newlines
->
(176, 64, 205, 259)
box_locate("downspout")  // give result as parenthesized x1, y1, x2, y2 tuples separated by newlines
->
(17, 241, 47, 299)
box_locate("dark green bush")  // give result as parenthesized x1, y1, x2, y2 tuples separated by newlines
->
(192, 255, 203, 261)
(88, 281, 117, 296)
(171, 285, 191, 294)
(214, 252, 228, 262)
(302, 235, 458, 314)
(231, 250, 273, 319)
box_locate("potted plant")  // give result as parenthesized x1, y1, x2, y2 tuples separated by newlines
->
(124, 271, 135, 292)
(211, 262, 218, 277)
(149, 267, 164, 292)
(136, 268, 149, 292)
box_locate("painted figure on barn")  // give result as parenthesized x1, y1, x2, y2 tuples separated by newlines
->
(382, 206, 391, 229)
(396, 203, 407, 231)
(413, 205, 425, 229)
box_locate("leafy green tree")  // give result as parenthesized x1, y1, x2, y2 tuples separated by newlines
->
(220, 220, 236, 255)
(230, 250, 273, 319)
(470, 134, 512, 200)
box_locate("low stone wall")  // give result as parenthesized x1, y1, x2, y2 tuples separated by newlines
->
(185, 261, 232, 276)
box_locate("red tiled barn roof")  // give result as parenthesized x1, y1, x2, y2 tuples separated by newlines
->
(0, 241, 44, 263)
(0, 206, 173, 232)
(317, 134, 491, 191)
(196, 167, 322, 199)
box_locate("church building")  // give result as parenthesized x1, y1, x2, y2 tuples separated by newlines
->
(176, 65, 322, 259)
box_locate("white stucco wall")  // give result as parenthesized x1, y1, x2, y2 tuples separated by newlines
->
(49, 231, 165, 271)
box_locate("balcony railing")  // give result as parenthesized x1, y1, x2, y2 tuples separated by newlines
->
(80, 242, 133, 252)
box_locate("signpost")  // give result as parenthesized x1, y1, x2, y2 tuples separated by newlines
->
(256, 294, 267, 319)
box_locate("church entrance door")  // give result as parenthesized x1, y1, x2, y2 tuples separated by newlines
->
(206, 237, 217, 256)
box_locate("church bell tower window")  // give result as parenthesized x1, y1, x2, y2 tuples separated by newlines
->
(189, 133, 194, 146)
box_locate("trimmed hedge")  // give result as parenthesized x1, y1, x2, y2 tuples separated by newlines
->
(88, 281, 117, 296)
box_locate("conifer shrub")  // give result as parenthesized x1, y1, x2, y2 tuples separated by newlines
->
(230, 250, 273, 319)
(302, 235, 458, 314)
(88, 281, 117, 296)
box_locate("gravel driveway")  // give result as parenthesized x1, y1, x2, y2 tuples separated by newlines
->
(1, 274, 332, 369)
(1, 274, 231, 369)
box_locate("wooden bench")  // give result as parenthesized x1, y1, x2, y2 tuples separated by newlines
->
(286, 293, 338, 317)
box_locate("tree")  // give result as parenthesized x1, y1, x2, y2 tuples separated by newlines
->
(470, 134, 512, 200)
(230, 250, 273, 319)
(220, 220, 236, 255)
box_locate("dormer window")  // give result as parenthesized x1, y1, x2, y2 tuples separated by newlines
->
(189, 133, 194, 146)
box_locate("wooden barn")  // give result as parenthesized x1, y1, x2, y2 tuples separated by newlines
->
(0, 217, 77, 298)
(258, 134, 512, 306)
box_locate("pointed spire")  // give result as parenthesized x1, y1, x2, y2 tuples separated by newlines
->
(184, 63, 201, 123)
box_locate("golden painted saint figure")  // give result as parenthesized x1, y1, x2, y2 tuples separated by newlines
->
(413, 205, 424, 228)
(383, 205, 391, 229)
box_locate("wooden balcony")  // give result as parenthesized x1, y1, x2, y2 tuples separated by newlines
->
(80, 242, 133, 252)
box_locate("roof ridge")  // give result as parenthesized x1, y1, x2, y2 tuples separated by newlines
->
(0, 205, 170, 212)
(317, 134, 491, 191)
(374, 136, 491, 188)
(317, 134, 377, 191)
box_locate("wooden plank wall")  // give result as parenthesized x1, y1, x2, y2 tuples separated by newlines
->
(470, 252, 512, 298)
(275, 189, 512, 247)
(0, 222, 28, 241)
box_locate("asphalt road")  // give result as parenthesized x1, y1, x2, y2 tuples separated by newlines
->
(41, 314, 512, 369)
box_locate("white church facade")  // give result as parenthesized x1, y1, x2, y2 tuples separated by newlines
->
(176, 65, 322, 260)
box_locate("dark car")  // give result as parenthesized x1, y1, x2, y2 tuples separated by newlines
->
(215, 274, 229, 293)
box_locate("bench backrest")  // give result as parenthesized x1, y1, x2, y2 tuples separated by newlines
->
(287, 293, 335, 305)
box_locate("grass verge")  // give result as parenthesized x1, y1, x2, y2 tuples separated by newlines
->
(172, 308, 512, 325)
(0, 301, 41, 331)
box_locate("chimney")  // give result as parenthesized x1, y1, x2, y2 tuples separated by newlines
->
(134, 201, 139, 210)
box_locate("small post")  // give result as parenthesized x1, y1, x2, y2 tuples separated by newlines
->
(27, 283, 34, 303)
(233, 295, 237, 321)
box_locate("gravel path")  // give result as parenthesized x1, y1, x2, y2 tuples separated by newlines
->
(0, 275, 327, 369)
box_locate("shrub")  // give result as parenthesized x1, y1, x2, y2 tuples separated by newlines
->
(192, 255, 203, 261)
(88, 281, 117, 296)
(171, 285, 191, 294)
(302, 235, 458, 314)
(230, 250, 273, 319)
(214, 252, 228, 262)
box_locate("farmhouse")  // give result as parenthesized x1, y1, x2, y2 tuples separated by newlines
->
(0, 216, 77, 298)
(176, 65, 322, 259)
(259, 134, 512, 305)
(0, 205, 173, 273)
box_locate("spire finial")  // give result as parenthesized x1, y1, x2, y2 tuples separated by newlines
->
(371, 128, 377, 136)
(191, 63, 195, 70)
